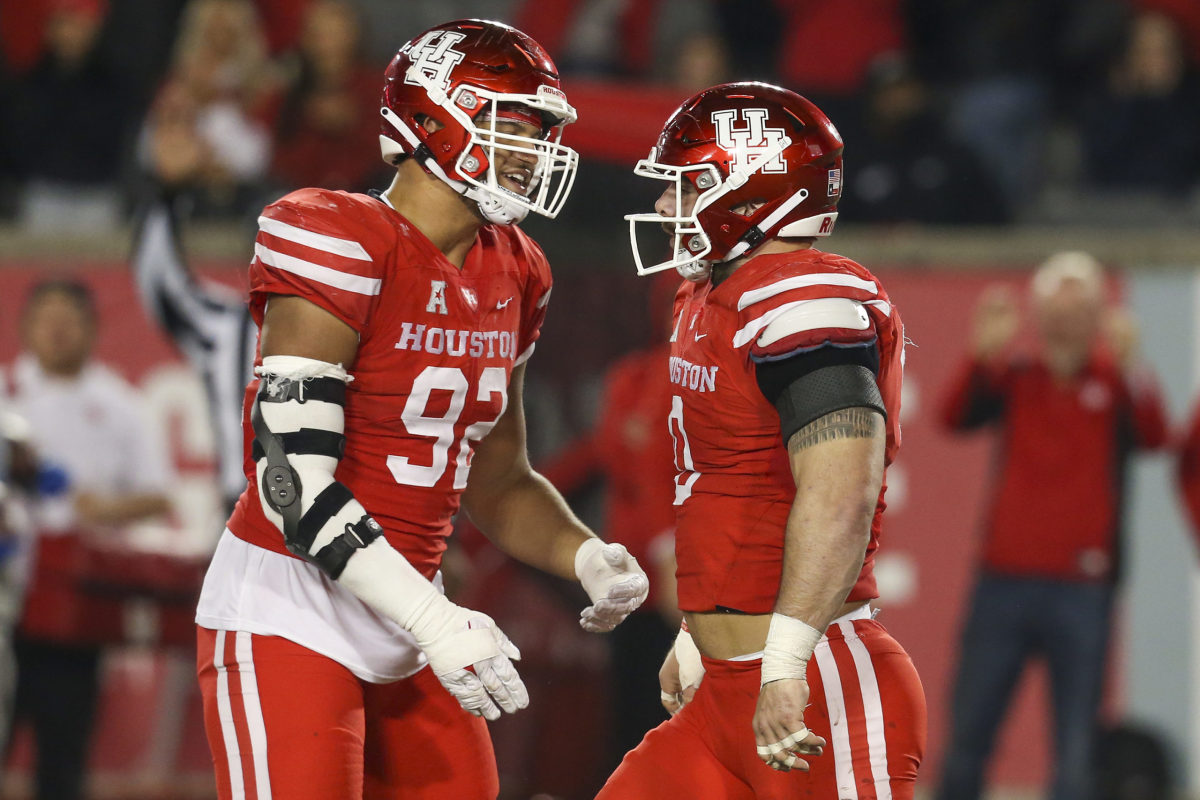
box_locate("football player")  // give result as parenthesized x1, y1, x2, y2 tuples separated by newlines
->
(599, 82, 926, 799)
(193, 19, 648, 800)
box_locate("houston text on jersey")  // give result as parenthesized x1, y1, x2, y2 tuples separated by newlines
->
(669, 356, 719, 393)
(395, 322, 522, 359)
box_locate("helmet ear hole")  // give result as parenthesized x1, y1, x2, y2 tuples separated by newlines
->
(414, 114, 443, 134)
(730, 199, 765, 218)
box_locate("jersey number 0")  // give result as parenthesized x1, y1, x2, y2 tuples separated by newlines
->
(669, 395, 701, 505)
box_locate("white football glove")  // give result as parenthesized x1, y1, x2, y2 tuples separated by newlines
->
(574, 538, 649, 633)
(411, 603, 529, 721)
(335, 538, 528, 721)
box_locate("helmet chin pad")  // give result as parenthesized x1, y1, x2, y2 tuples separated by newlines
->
(467, 184, 530, 224)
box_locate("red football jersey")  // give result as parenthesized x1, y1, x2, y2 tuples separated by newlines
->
(226, 188, 553, 579)
(668, 248, 903, 613)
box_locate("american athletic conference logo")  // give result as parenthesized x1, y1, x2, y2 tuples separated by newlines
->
(711, 108, 788, 174)
(402, 31, 467, 90)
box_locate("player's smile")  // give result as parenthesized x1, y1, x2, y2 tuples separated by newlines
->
(498, 162, 534, 195)
(492, 119, 542, 197)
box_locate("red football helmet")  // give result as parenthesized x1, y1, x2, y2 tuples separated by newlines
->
(626, 82, 843, 281)
(380, 19, 578, 224)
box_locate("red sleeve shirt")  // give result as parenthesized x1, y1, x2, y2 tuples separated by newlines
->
(229, 188, 553, 579)
(940, 353, 1168, 582)
(669, 249, 905, 613)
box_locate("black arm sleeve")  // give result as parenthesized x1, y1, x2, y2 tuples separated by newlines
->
(755, 344, 886, 446)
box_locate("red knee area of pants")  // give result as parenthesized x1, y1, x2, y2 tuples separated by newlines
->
(198, 627, 367, 799)
(361, 666, 497, 800)
(196, 628, 498, 800)
(599, 619, 926, 800)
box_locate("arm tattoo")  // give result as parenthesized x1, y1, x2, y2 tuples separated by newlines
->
(787, 407, 882, 453)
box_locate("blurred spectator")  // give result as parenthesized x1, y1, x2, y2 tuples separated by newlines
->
(839, 54, 1010, 225)
(538, 274, 681, 774)
(935, 252, 1168, 800)
(773, 0, 905, 122)
(131, 147, 258, 516)
(906, 0, 1125, 206)
(137, 0, 277, 218)
(711, 0, 785, 80)
(3, 281, 171, 800)
(1176, 400, 1200, 544)
(5, 0, 129, 232)
(356, 0, 519, 62)
(269, 0, 390, 193)
(0, 408, 37, 768)
(254, 0, 314, 54)
(513, 0, 721, 83)
(1077, 10, 1200, 196)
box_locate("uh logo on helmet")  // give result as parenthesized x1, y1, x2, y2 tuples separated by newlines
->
(402, 30, 466, 91)
(379, 19, 580, 225)
(626, 81, 843, 282)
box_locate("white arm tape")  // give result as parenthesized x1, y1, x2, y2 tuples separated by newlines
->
(256, 355, 353, 383)
(760, 613, 824, 686)
(675, 625, 705, 690)
(337, 538, 454, 642)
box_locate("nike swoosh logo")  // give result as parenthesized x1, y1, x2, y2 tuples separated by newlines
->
(694, 332, 707, 341)
(496, 297, 513, 310)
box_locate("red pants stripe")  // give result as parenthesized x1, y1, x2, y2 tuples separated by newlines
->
(597, 618, 926, 799)
(196, 627, 498, 800)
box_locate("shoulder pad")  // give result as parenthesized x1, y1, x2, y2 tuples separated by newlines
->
(757, 297, 871, 348)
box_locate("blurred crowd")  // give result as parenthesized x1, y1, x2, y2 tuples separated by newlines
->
(0, 0, 1199, 231)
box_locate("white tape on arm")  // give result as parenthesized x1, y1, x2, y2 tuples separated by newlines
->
(760, 613, 823, 686)
(675, 625, 704, 690)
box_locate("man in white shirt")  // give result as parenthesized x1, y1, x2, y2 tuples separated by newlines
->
(3, 280, 170, 800)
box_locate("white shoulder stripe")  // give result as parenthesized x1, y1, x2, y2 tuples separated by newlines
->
(258, 216, 371, 261)
(515, 342, 537, 366)
(737, 274, 878, 311)
(732, 299, 812, 348)
(536, 287, 553, 309)
(255, 243, 382, 296)
(757, 297, 870, 347)
(865, 299, 892, 316)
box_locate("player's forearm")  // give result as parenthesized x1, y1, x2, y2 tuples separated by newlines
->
(464, 467, 593, 581)
(775, 411, 885, 631)
(774, 496, 873, 630)
(75, 491, 171, 526)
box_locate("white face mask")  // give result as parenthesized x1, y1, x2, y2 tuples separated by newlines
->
(383, 69, 580, 224)
(624, 134, 796, 282)
(624, 159, 722, 282)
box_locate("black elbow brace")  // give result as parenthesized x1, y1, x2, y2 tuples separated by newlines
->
(250, 373, 381, 578)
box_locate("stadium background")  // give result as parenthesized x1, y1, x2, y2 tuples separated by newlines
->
(2, 0, 1200, 798)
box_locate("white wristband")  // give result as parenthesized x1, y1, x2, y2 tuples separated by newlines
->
(760, 613, 823, 686)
